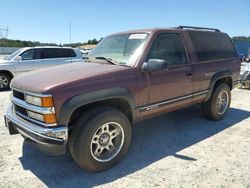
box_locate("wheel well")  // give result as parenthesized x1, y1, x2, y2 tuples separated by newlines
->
(0, 70, 13, 79)
(214, 76, 232, 90)
(68, 98, 133, 127)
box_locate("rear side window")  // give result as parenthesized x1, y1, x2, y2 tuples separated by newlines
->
(41, 48, 76, 59)
(62, 49, 76, 57)
(188, 31, 237, 62)
(41, 48, 57, 59)
(147, 33, 187, 66)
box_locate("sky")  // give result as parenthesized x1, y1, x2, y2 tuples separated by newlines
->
(1, 0, 249, 44)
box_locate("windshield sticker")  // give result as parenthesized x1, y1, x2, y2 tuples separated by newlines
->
(129, 34, 147, 39)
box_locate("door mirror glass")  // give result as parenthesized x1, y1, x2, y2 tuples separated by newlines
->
(15, 56, 22, 62)
(142, 59, 168, 71)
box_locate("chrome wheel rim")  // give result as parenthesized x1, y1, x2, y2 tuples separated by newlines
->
(216, 90, 229, 115)
(0, 76, 8, 88)
(90, 122, 124, 162)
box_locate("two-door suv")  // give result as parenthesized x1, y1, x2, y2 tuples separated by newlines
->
(5, 26, 240, 172)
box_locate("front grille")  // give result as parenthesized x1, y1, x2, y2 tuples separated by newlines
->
(14, 104, 28, 117)
(13, 90, 25, 101)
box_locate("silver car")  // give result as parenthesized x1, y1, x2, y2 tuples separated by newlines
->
(240, 61, 250, 88)
(0, 46, 83, 90)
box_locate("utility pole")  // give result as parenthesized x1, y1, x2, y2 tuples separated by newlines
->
(0, 27, 9, 38)
(69, 22, 71, 45)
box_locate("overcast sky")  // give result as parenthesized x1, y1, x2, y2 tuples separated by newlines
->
(1, 0, 249, 44)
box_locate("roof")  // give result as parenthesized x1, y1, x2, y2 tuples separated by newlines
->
(20, 46, 76, 51)
(108, 26, 222, 36)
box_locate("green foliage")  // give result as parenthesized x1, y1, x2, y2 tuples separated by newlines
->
(2, 36, 248, 48)
(64, 38, 101, 47)
(0, 37, 102, 48)
(232, 36, 250, 42)
(0, 38, 58, 47)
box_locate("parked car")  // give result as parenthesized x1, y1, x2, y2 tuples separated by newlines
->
(245, 54, 250, 62)
(238, 53, 245, 63)
(0, 46, 83, 90)
(80, 48, 92, 56)
(240, 61, 250, 88)
(5, 26, 240, 172)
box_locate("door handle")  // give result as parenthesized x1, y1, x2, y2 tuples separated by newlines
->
(185, 69, 192, 76)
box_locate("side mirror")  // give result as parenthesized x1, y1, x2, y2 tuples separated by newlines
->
(15, 56, 22, 62)
(142, 59, 168, 71)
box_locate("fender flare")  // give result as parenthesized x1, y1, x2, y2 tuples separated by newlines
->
(58, 87, 137, 125)
(204, 70, 233, 102)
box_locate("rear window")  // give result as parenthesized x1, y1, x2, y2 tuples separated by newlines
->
(62, 49, 76, 57)
(188, 31, 237, 62)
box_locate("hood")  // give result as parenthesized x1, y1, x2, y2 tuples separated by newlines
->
(11, 62, 131, 93)
(0, 59, 11, 64)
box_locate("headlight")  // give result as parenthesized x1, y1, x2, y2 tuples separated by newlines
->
(25, 95, 54, 107)
(27, 111, 56, 124)
(27, 111, 44, 122)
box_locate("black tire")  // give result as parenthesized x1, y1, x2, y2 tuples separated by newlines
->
(0, 73, 11, 91)
(202, 83, 231, 121)
(69, 107, 132, 172)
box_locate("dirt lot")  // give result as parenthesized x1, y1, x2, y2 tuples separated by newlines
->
(0, 88, 249, 188)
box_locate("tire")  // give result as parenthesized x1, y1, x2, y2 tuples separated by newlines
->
(0, 73, 11, 91)
(69, 107, 132, 172)
(202, 83, 231, 121)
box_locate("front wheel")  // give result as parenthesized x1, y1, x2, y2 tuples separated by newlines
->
(69, 107, 132, 172)
(0, 73, 11, 91)
(202, 83, 231, 120)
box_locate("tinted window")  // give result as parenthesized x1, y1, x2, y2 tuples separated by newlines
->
(62, 49, 76, 57)
(33, 49, 41, 59)
(188, 31, 237, 62)
(41, 48, 76, 59)
(147, 33, 187, 66)
(41, 48, 57, 59)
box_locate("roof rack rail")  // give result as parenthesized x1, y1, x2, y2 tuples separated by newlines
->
(177, 26, 220, 32)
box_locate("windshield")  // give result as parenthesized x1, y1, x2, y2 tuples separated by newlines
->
(4, 49, 22, 60)
(88, 33, 149, 66)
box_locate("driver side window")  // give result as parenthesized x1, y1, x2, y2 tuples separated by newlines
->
(147, 33, 187, 66)
(20, 49, 34, 60)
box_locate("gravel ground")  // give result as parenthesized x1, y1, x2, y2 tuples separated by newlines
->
(0, 88, 250, 188)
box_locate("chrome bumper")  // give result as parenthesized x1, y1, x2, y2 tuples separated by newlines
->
(4, 105, 68, 155)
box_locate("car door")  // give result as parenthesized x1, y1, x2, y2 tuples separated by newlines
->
(140, 32, 193, 117)
(37, 48, 64, 69)
(14, 49, 40, 75)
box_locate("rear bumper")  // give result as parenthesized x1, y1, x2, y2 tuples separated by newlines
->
(4, 105, 68, 155)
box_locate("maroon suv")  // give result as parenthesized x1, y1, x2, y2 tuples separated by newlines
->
(5, 26, 240, 172)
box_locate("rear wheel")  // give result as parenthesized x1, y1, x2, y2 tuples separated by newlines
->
(202, 83, 231, 120)
(69, 107, 132, 172)
(0, 73, 11, 91)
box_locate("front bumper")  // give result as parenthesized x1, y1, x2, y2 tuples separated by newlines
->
(4, 105, 68, 155)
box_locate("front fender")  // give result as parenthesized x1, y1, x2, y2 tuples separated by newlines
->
(58, 87, 136, 125)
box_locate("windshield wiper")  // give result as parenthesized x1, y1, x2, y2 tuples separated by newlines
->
(94, 56, 119, 65)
